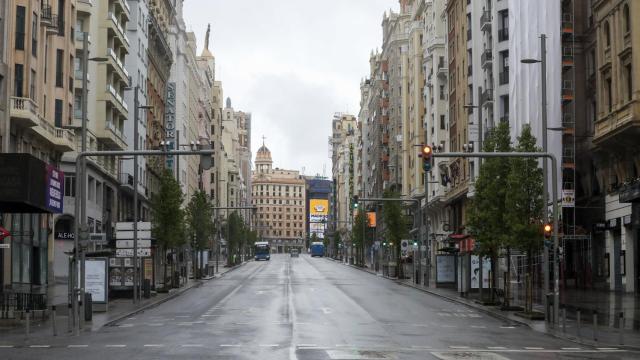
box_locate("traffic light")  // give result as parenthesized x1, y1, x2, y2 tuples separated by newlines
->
(352, 195, 359, 209)
(543, 223, 552, 239)
(421, 145, 433, 172)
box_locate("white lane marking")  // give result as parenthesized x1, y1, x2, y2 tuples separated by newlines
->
(201, 314, 218, 317)
(449, 346, 470, 349)
(0, 345, 15, 348)
(147, 323, 164, 326)
(470, 325, 486, 328)
(562, 347, 581, 350)
(67, 345, 89, 348)
(524, 347, 544, 350)
(127, 317, 136, 320)
(597, 347, 619, 350)
(297, 344, 317, 347)
(233, 322, 249, 325)
(181, 344, 204, 347)
(105, 345, 126, 348)
(175, 315, 190, 318)
(144, 344, 164, 347)
(259, 344, 279, 347)
(335, 344, 352, 347)
(500, 326, 516, 329)
(29, 345, 50, 348)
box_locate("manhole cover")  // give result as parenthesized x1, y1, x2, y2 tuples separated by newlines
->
(431, 352, 510, 360)
(326, 350, 390, 359)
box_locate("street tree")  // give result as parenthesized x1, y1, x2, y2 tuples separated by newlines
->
(352, 211, 371, 267)
(505, 124, 543, 312)
(150, 169, 185, 289)
(466, 121, 512, 301)
(333, 231, 341, 259)
(186, 190, 214, 279)
(382, 189, 408, 276)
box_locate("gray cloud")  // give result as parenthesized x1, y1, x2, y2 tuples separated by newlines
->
(184, 0, 398, 176)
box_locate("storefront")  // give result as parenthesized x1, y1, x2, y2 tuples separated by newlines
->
(0, 154, 64, 304)
(618, 182, 640, 294)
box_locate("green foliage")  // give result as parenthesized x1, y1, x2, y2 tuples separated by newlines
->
(466, 121, 512, 258)
(505, 124, 544, 253)
(186, 190, 214, 251)
(382, 189, 407, 259)
(351, 211, 369, 248)
(150, 170, 185, 250)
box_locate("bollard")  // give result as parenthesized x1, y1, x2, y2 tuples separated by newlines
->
(593, 311, 598, 342)
(562, 307, 566, 333)
(618, 312, 624, 345)
(52, 305, 57, 336)
(25, 309, 30, 337)
(67, 303, 72, 333)
(576, 310, 581, 338)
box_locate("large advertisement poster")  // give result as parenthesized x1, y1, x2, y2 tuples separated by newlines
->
(309, 199, 328, 239)
(470, 255, 491, 289)
(85, 258, 107, 303)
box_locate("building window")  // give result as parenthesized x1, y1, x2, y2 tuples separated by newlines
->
(14, 64, 24, 97)
(440, 115, 446, 130)
(606, 77, 613, 112)
(15, 6, 26, 50)
(64, 175, 76, 197)
(626, 64, 633, 102)
(32, 13, 38, 57)
(623, 4, 630, 33)
(55, 99, 63, 127)
(55, 49, 64, 87)
(30, 70, 36, 101)
(604, 21, 611, 47)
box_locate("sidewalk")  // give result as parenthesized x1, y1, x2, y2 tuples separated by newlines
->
(0, 261, 247, 342)
(328, 257, 640, 350)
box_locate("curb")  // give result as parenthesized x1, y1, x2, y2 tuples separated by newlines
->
(102, 261, 249, 328)
(328, 257, 640, 351)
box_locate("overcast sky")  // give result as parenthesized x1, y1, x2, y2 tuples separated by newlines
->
(184, 0, 398, 177)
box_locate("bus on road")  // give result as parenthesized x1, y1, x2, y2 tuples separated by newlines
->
(310, 242, 324, 257)
(254, 242, 270, 261)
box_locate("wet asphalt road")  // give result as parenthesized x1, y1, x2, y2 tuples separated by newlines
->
(1, 254, 638, 359)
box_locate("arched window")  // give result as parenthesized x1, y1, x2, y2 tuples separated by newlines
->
(623, 4, 631, 33)
(604, 21, 611, 46)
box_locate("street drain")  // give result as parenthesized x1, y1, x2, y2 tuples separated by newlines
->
(431, 352, 510, 360)
(326, 349, 390, 359)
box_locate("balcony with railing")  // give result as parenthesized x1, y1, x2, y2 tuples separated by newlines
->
(594, 99, 640, 145)
(107, 47, 130, 82)
(481, 89, 494, 106)
(481, 49, 493, 69)
(98, 120, 127, 150)
(499, 70, 509, 85)
(106, 12, 130, 49)
(32, 116, 76, 153)
(10, 97, 40, 128)
(480, 11, 492, 32)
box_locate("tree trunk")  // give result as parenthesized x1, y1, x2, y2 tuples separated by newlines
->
(491, 250, 498, 303)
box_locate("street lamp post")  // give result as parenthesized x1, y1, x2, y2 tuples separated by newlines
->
(72, 34, 107, 335)
(522, 33, 551, 322)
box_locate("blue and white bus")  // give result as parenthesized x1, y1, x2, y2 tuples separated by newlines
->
(310, 242, 324, 257)
(254, 241, 270, 261)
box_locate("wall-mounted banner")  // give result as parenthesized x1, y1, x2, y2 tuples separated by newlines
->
(165, 82, 176, 170)
(46, 164, 64, 213)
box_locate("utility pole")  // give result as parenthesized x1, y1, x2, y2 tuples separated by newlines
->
(133, 87, 139, 304)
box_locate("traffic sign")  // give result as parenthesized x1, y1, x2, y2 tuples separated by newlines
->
(89, 233, 107, 245)
(115, 222, 151, 231)
(115, 248, 151, 257)
(116, 240, 151, 248)
(115, 230, 152, 240)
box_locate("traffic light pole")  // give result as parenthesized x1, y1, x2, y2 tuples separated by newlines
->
(432, 151, 560, 326)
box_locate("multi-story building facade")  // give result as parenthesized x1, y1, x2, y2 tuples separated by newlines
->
(0, 1, 7, 147)
(252, 143, 306, 253)
(306, 177, 332, 242)
(3, 0, 77, 301)
(330, 113, 358, 238)
(592, 0, 639, 293)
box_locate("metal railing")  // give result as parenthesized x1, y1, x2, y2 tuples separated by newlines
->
(0, 292, 47, 318)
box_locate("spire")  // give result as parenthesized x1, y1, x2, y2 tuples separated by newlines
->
(204, 24, 211, 50)
(226, 97, 232, 109)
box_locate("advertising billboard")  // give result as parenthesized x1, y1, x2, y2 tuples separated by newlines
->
(309, 199, 329, 239)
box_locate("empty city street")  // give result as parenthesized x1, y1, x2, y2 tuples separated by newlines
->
(0, 254, 636, 360)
